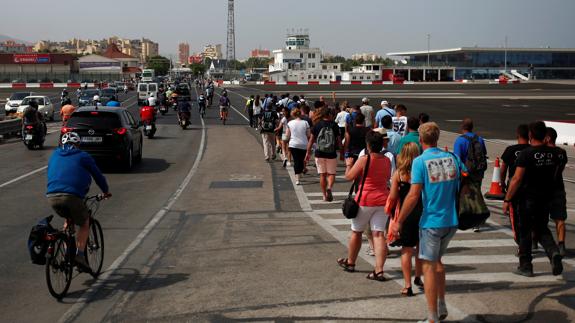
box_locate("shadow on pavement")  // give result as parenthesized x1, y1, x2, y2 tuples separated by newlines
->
(63, 268, 189, 303)
(468, 310, 569, 323)
(100, 158, 171, 174)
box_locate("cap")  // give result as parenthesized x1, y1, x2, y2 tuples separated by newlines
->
(373, 128, 388, 139)
(362, 97, 369, 103)
(381, 100, 388, 106)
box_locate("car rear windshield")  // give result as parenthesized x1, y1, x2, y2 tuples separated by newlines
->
(21, 97, 45, 105)
(67, 111, 122, 129)
(10, 92, 30, 100)
(148, 84, 157, 92)
(102, 89, 115, 96)
(81, 90, 99, 98)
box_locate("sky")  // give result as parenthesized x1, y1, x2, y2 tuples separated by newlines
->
(1, 0, 574, 59)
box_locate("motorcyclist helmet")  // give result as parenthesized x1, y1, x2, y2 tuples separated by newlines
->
(61, 132, 81, 146)
(93, 95, 100, 102)
(29, 100, 39, 109)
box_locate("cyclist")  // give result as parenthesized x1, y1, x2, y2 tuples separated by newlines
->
(198, 93, 207, 116)
(106, 96, 121, 107)
(46, 132, 111, 270)
(219, 92, 230, 123)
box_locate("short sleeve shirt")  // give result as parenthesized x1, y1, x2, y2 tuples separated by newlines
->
(360, 105, 374, 127)
(515, 145, 561, 199)
(501, 144, 530, 181)
(312, 120, 340, 159)
(287, 119, 310, 150)
(411, 147, 464, 229)
(392, 116, 408, 136)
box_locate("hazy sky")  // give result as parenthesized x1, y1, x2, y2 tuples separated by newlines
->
(2, 0, 574, 59)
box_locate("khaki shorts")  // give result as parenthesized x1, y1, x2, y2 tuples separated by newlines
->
(48, 194, 89, 226)
(315, 157, 337, 175)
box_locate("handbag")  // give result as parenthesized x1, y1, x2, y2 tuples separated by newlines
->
(342, 154, 371, 219)
(450, 153, 491, 230)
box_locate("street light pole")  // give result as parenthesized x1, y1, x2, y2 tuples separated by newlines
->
(427, 33, 431, 67)
(504, 35, 508, 73)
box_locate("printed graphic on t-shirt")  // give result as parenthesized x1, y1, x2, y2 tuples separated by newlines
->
(392, 116, 408, 136)
(425, 157, 457, 183)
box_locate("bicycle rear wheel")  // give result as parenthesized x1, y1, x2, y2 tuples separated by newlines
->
(45, 237, 73, 299)
(86, 219, 104, 277)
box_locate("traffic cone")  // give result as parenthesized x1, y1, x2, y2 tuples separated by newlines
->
(485, 157, 505, 200)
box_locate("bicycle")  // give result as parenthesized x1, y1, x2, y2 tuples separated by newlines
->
(45, 194, 107, 299)
(199, 103, 206, 119)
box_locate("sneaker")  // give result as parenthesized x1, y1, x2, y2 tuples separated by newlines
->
(513, 265, 534, 277)
(473, 226, 480, 233)
(326, 189, 333, 202)
(282, 159, 288, 168)
(558, 242, 566, 257)
(552, 253, 563, 276)
(365, 247, 375, 256)
(295, 180, 301, 185)
(438, 301, 448, 321)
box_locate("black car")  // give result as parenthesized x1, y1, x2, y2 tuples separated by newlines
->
(78, 89, 101, 107)
(63, 106, 143, 170)
(100, 88, 119, 105)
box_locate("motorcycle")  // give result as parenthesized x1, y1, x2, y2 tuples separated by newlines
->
(178, 112, 191, 130)
(159, 104, 168, 115)
(142, 120, 156, 139)
(22, 123, 45, 150)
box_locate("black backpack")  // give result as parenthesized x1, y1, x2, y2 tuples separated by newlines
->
(262, 111, 276, 132)
(461, 134, 487, 176)
(27, 215, 57, 265)
(317, 125, 336, 154)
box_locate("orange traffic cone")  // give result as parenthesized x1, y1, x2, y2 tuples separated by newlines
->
(485, 157, 505, 200)
(445, 146, 449, 152)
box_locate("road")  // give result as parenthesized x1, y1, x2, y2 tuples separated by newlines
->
(0, 84, 574, 322)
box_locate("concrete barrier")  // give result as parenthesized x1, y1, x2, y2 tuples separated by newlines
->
(0, 118, 21, 140)
(544, 121, 575, 146)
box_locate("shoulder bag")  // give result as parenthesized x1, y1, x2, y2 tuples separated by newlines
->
(342, 154, 371, 219)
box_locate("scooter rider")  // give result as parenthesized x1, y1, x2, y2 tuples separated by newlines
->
(177, 98, 192, 123)
(198, 93, 207, 114)
(147, 93, 157, 108)
(22, 100, 47, 138)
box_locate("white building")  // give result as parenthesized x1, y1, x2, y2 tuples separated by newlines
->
(269, 33, 341, 83)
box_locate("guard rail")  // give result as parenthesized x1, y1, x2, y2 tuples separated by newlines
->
(0, 117, 21, 140)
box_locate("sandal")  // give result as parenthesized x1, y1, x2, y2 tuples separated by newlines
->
(401, 287, 414, 297)
(366, 270, 386, 281)
(337, 258, 355, 272)
(414, 277, 424, 290)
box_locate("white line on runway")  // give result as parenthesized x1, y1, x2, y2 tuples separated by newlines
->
(0, 166, 47, 189)
(58, 113, 207, 323)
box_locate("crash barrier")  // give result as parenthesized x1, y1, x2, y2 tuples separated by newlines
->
(0, 82, 107, 89)
(256, 81, 411, 85)
(544, 121, 575, 146)
(0, 118, 21, 140)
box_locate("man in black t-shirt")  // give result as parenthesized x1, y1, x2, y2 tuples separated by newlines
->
(305, 108, 340, 202)
(546, 127, 568, 256)
(500, 124, 530, 245)
(503, 121, 563, 277)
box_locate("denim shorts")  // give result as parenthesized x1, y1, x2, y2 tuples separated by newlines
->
(418, 227, 457, 262)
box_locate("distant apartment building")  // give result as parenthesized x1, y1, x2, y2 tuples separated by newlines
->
(251, 49, 271, 59)
(351, 53, 381, 61)
(201, 44, 223, 60)
(178, 43, 190, 65)
(0, 40, 33, 54)
(32, 37, 159, 63)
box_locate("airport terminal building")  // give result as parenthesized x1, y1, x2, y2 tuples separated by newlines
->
(387, 47, 575, 81)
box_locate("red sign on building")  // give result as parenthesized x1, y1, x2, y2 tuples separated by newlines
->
(188, 55, 203, 64)
(13, 54, 51, 64)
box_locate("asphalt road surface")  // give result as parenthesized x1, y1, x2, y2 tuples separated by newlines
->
(0, 84, 574, 322)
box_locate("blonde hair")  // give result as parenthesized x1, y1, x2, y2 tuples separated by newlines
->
(418, 122, 440, 145)
(397, 142, 420, 178)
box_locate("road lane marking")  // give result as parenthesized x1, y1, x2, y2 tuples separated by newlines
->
(0, 166, 47, 189)
(58, 116, 207, 323)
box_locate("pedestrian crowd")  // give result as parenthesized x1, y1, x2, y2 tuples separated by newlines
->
(242, 92, 568, 323)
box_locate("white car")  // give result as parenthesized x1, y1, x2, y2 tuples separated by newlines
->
(16, 96, 55, 121)
(4, 92, 34, 114)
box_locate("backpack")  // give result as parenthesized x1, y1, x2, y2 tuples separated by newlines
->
(317, 124, 336, 154)
(262, 111, 276, 132)
(461, 134, 487, 176)
(219, 96, 229, 106)
(27, 215, 57, 265)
